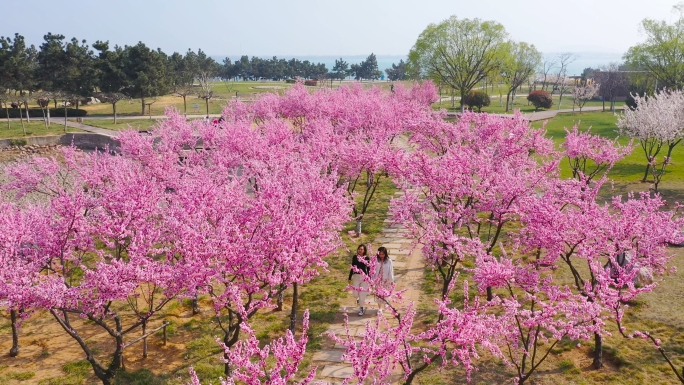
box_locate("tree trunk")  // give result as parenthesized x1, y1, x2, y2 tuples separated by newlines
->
(142, 319, 148, 358)
(183, 95, 187, 116)
(505, 92, 511, 112)
(40, 107, 47, 129)
(276, 285, 284, 311)
(24, 102, 30, 123)
(289, 282, 298, 332)
(50, 309, 122, 385)
(205, 99, 209, 117)
(113, 102, 117, 125)
(486, 287, 493, 301)
(355, 219, 362, 236)
(192, 294, 200, 315)
(593, 332, 603, 369)
(19, 108, 26, 136)
(9, 309, 19, 357)
(602, 98, 605, 112)
(460, 90, 466, 112)
(223, 330, 232, 377)
(46, 107, 51, 126)
(642, 163, 651, 183)
(64, 105, 68, 133)
(141, 96, 146, 115)
(6, 106, 10, 129)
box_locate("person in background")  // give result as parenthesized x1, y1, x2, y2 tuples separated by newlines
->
(348, 244, 370, 316)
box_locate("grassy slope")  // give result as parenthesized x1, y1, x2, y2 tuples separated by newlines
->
(0, 122, 82, 139)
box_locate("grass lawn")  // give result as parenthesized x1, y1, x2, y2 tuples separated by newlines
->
(530, 111, 684, 202)
(0, 121, 82, 139)
(83, 118, 164, 131)
(12, 81, 400, 119)
(435, 95, 623, 114)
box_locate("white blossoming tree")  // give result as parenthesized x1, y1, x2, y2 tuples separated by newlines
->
(572, 83, 600, 112)
(616, 90, 684, 186)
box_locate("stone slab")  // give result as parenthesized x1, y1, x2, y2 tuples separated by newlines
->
(390, 249, 410, 255)
(320, 365, 354, 379)
(393, 238, 414, 243)
(381, 235, 406, 240)
(382, 243, 403, 248)
(346, 319, 368, 326)
(327, 326, 358, 336)
(393, 261, 407, 268)
(313, 349, 345, 362)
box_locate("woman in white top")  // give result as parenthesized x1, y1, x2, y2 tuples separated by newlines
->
(374, 246, 394, 312)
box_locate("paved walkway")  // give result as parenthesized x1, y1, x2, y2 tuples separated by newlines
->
(312, 138, 424, 384)
(60, 120, 119, 137)
(445, 106, 620, 122)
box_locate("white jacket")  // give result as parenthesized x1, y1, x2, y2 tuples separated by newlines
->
(374, 258, 394, 285)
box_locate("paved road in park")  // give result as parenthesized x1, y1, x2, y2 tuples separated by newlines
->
(445, 106, 621, 121)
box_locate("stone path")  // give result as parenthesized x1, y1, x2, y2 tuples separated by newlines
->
(312, 138, 425, 384)
(445, 105, 622, 122)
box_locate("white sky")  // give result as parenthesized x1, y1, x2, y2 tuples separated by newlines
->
(1, 0, 681, 57)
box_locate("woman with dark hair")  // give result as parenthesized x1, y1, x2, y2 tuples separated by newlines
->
(374, 246, 394, 313)
(348, 244, 370, 316)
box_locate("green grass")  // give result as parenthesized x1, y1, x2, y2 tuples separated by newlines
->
(28, 81, 398, 118)
(83, 118, 164, 131)
(0, 121, 82, 139)
(530, 111, 684, 199)
(435, 94, 624, 114)
(0, 371, 36, 382)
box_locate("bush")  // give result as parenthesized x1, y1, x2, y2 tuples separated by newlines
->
(0, 108, 88, 119)
(304, 80, 318, 86)
(285, 79, 296, 84)
(462, 90, 491, 112)
(527, 90, 553, 110)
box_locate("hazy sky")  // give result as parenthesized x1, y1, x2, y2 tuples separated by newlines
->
(2, 0, 682, 57)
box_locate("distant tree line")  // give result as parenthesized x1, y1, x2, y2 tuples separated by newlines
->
(0, 32, 406, 117)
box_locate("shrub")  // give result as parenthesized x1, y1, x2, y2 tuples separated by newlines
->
(462, 90, 491, 112)
(0, 108, 88, 119)
(285, 79, 296, 84)
(527, 90, 553, 110)
(304, 80, 318, 86)
(9, 139, 27, 147)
